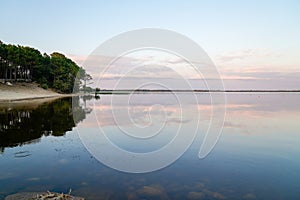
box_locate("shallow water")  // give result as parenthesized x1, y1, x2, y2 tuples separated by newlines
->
(0, 93, 300, 200)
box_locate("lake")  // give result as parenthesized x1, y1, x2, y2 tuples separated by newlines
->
(0, 93, 300, 200)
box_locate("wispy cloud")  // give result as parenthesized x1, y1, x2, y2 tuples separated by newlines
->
(216, 48, 282, 63)
(68, 49, 300, 90)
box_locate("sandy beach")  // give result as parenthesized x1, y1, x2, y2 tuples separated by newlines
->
(0, 82, 64, 102)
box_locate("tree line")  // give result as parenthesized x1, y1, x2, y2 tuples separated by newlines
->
(0, 40, 90, 93)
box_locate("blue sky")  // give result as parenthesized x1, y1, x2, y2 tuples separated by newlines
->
(1, 0, 300, 89)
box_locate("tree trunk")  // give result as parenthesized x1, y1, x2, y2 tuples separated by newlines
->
(25, 66, 28, 81)
(9, 68, 12, 80)
(20, 67, 23, 79)
(14, 66, 17, 81)
(5, 68, 7, 82)
(29, 66, 32, 81)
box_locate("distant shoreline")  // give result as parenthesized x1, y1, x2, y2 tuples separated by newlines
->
(96, 89, 300, 94)
(1, 84, 299, 103)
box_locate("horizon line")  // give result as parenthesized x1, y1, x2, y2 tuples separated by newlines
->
(96, 89, 300, 93)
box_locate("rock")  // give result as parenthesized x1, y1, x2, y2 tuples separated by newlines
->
(185, 181, 226, 200)
(137, 184, 169, 200)
(204, 189, 226, 199)
(211, 191, 226, 199)
(243, 193, 257, 199)
(127, 192, 138, 200)
(5, 192, 34, 200)
(74, 187, 111, 200)
(187, 191, 205, 200)
(138, 185, 163, 196)
(202, 189, 226, 199)
(192, 183, 205, 191)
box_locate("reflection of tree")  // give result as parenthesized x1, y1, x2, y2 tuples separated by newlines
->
(0, 97, 91, 153)
(72, 96, 93, 124)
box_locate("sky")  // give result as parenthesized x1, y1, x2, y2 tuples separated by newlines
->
(1, 0, 300, 89)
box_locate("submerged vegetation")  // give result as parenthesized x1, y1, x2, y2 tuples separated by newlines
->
(0, 40, 90, 93)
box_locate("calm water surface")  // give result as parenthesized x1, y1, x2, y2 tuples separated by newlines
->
(0, 93, 300, 199)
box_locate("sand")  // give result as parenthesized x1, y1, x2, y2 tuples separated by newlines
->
(0, 82, 64, 102)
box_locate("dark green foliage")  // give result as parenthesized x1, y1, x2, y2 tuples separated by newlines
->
(82, 86, 94, 93)
(0, 40, 90, 93)
(40, 83, 48, 89)
(0, 97, 90, 151)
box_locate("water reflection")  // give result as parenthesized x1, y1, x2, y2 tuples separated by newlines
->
(0, 97, 90, 153)
(0, 93, 299, 199)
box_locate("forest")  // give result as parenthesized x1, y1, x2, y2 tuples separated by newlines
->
(0, 40, 90, 93)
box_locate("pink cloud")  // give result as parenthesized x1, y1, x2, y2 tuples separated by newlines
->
(215, 48, 282, 63)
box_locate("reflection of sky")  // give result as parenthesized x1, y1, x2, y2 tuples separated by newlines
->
(80, 93, 300, 127)
(78, 93, 200, 153)
(1, 93, 300, 199)
(78, 93, 300, 156)
(77, 93, 300, 199)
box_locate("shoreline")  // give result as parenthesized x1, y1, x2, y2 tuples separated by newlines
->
(0, 94, 73, 103)
(0, 82, 74, 103)
(1, 82, 299, 102)
(96, 89, 300, 94)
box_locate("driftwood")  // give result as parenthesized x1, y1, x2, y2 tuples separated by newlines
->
(5, 191, 84, 200)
